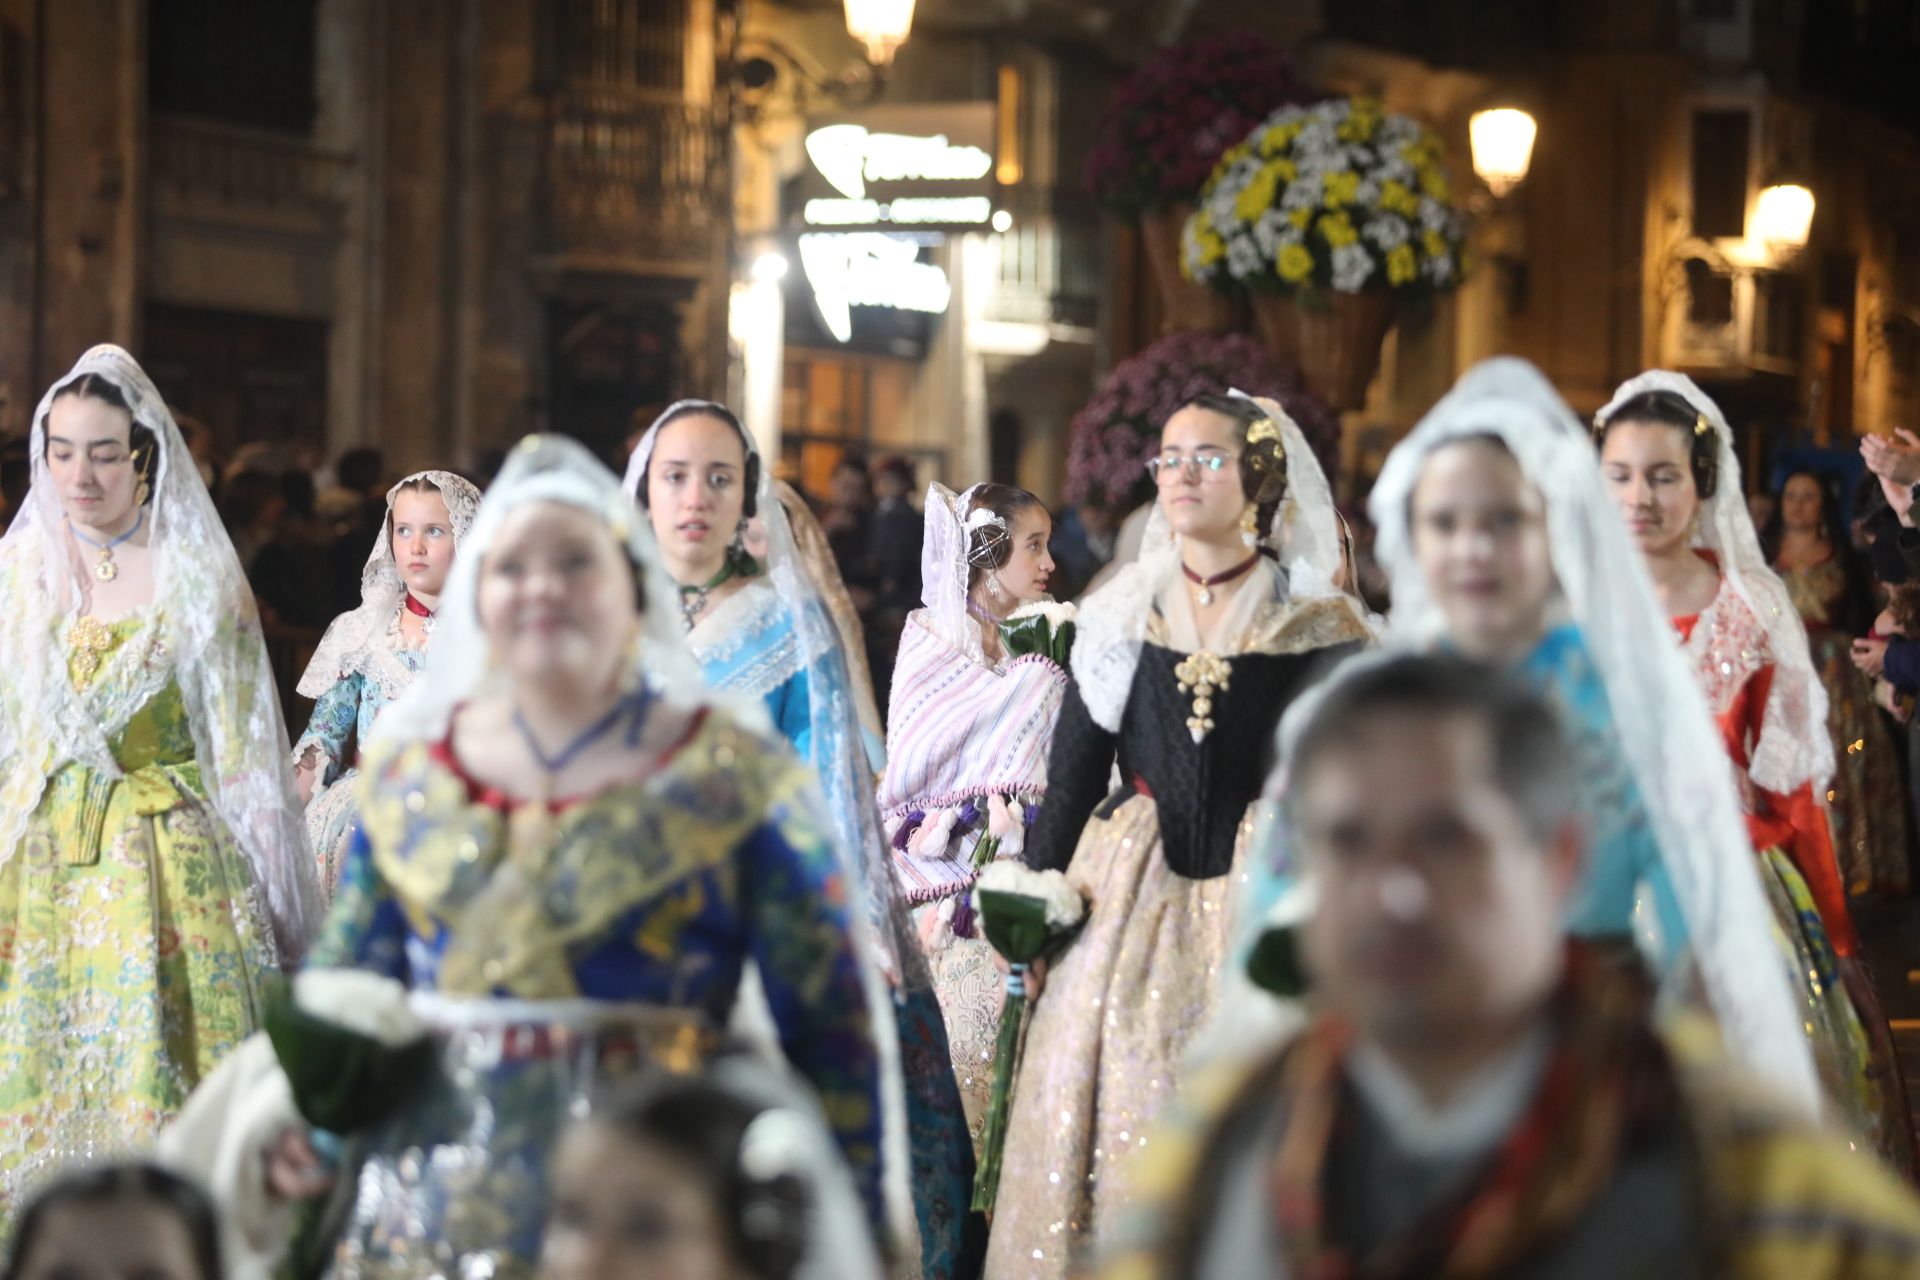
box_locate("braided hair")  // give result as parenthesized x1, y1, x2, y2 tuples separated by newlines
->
(963, 483, 1045, 589)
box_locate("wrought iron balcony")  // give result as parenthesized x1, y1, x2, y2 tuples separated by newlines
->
(985, 187, 1100, 330)
(149, 115, 351, 234)
(541, 94, 723, 272)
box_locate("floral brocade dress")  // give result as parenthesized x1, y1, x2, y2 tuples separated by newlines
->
(0, 614, 277, 1215)
(307, 707, 884, 1278)
(293, 629, 426, 891)
(1779, 557, 1912, 896)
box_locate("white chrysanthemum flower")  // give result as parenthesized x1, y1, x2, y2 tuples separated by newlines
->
(1006, 600, 1077, 626)
(1227, 237, 1262, 278)
(1364, 216, 1410, 249)
(1419, 198, 1452, 232)
(1251, 210, 1284, 254)
(974, 861, 1087, 928)
(1281, 174, 1325, 211)
(295, 969, 427, 1046)
(1332, 243, 1376, 292)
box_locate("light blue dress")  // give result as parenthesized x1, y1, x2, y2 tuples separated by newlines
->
(1235, 624, 1689, 988)
(1520, 623, 1688, 956)
(293, 623, 427, 888)
(688, 577, 980, 1279)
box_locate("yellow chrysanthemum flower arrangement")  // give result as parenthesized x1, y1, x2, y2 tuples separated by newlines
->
(1181, 97, 1471, 299)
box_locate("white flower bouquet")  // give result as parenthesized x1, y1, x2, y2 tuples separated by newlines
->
(969, 860, 1088, 1214)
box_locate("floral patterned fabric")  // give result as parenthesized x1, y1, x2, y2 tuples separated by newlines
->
(292, 634, 427, 891)
(306, 707, 884, 1276)
(0, 615, 276, 1222)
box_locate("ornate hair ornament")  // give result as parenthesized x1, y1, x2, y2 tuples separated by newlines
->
(965, 505, 1010, 565)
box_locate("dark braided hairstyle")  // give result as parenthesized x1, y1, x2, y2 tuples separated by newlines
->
(1184, 392, 1289, 557)
(963, 483, 1045, 589)
(1592, 389, 1720, 499)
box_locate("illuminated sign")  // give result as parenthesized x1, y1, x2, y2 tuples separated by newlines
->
(799, 232, 951, 343)
(791, 104, 995, 343)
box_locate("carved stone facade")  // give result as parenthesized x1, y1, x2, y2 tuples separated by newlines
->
(0, 0, 733, 470)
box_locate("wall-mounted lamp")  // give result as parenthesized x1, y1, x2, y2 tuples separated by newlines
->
(1469, 107, 1537, 198)
(737, 0, 918, 116)
(1753, 181, 1815, 253)
(843, 0, 917, 68)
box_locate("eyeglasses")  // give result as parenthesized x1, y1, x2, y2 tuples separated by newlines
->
(1146, 451, 1239, 483)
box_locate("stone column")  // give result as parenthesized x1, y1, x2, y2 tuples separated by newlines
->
(36, 0, 144, 386)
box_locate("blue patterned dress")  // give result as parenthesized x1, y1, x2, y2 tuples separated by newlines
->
(293, 623, 426, 889)
(306, 705, 883, 1276)
(689, 578, 978, 1280)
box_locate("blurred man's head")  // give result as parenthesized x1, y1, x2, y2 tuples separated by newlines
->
(830, 456, 872, 509)
(873, 456, 915, 502)
(1285, 654, 1584, 1055)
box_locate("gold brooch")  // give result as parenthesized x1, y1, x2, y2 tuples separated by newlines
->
(1174, 651, 1232, 745)
(68, 615, 115, 685)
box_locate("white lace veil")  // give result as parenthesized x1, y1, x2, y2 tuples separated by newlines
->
(624, 406, 921, 1251)
(919, 481, 990, 663)
(1596, 370, 1835, 793)
(0, 344, 323, 954)
(622, 404, 921, 989)
(1367, 356, 1819, 1110)
(373, 435, 709, 748)
(1071, 389, 1360, 731)
(296, 469, 483, 701)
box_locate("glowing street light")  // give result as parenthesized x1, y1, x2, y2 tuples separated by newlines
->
(843, 0, 917, 67)
(1469, 108, 1537, 198)
(1753, 182, 1815, 251)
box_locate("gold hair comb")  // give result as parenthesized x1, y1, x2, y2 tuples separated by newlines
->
(1245, 417, 1285, 454)
(1694, 414, 1710, 437)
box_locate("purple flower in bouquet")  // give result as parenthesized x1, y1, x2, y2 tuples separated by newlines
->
(1084, 34, 1322, 216)
(1062, 331, 1340, 513)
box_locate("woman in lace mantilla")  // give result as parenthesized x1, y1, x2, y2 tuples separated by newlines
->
(1348, 358, 1818, 1113)
(982, 392, 1371, 1280)
(250, 435, 889, 1277)
(0, 345, 319, 1221)
(627, 402, 975, 1280)
(1598, 370, 1912, 1171)
(292, 469, 481, 893)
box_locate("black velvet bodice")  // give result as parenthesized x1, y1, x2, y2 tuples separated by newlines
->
(1028, 637, 1361, 880)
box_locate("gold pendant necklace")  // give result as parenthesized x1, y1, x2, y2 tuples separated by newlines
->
(68, 509, 145, 583)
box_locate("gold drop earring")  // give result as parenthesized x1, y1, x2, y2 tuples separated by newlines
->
(1240, 505, 1260, 548)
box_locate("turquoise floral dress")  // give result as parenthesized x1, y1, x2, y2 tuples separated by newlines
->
(306, 704, 883, 1277)
(690, 578, 979, 1279)
(293, 619, 427, 891)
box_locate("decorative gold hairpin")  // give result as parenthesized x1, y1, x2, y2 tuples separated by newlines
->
(1694, 414, 1711, 437)
(1246, 417, 1282, 448)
